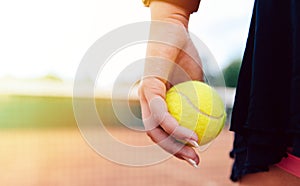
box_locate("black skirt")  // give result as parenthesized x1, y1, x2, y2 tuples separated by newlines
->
(229, 0, 300, 182)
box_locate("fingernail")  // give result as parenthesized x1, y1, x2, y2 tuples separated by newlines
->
(183, 157, 198, 168)
(186, 139, 200, 148)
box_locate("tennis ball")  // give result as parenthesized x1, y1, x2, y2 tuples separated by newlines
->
(166, 81, 226, 146)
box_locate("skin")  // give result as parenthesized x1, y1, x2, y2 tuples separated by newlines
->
(139, 1, 203, 166)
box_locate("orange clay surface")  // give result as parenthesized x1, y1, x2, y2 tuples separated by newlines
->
(0, 128, 237, 186)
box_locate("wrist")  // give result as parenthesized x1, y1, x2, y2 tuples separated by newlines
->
(150, 1, 190, 28)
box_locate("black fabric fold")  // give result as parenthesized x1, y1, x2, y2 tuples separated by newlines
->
(229, 0, 300, 182)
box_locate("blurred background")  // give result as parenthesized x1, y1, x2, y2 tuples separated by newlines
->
(0, 0, 253, 185)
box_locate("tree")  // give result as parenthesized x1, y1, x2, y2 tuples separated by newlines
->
(223, 59, 242, 87)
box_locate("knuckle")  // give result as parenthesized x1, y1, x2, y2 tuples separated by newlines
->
(146, 130, 154, 139)
(173, 145, 195, 158)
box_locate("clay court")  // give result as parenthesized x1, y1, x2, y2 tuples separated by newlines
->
(0, 127, 237, 186)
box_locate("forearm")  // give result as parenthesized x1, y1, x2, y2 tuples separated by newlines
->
(146, 2, 188, 83)
(145, 1, 201, 83)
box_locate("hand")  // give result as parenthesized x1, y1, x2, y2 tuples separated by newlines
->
(139, 1, 203, 167)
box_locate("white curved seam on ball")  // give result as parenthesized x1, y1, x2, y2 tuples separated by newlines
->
(177, 91, 224, 120)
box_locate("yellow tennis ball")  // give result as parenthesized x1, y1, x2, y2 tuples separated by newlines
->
(166, 81, 226, 146)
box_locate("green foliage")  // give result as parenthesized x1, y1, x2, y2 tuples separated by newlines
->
(204, 74, 225, 87)
(223, 59, 242, 87)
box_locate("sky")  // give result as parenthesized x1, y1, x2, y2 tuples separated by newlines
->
(0, 0, 254, 81)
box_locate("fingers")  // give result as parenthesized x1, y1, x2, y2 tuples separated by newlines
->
(157, 111, 199, 145)
(141, 78, 198, 143)
(139, 78, 200, 167)
(139, 78, 166, 131)
(147, 127, 200, 167)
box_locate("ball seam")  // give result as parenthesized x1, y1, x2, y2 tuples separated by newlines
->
(177, 91, 224, 120)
